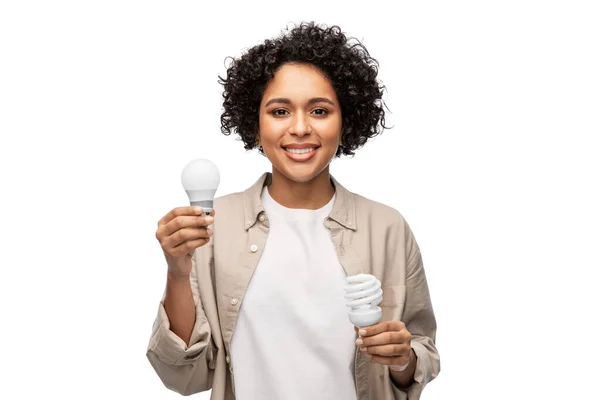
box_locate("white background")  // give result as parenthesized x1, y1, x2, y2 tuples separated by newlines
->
(1, 1, 599, 399)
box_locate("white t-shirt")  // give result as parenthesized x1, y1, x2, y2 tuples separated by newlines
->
(230, 186, 357, 400)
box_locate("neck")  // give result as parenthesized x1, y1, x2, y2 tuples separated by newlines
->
(268, 167, 335, 210)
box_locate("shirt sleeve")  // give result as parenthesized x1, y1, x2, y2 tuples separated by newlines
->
(391, 222, 441, 399)
(146, 249, 216, 396)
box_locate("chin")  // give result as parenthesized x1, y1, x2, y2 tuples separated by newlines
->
(278, 164, 330, 184)
(267, 148, 335, 184)
(284, 173, 318, 183)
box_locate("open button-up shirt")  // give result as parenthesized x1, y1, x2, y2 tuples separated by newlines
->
(146, 172, 440, 399)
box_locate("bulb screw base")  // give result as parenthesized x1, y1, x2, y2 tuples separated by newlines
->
(349, 307, 382, 328)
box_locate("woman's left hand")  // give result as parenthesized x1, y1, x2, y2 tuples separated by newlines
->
(354, 321, 413, 371)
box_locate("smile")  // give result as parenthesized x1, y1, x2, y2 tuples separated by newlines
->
(285, 148, 315, 154)
(283, 147, 319, 161)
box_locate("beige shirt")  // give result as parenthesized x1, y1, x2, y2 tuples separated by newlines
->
(146, 172, 440, 399)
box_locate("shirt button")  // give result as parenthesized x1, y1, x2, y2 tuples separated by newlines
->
(226, 356, 230, 363)
(259, 214, 266, 222)
(230, 298, 238, 306)
(250, 244, 258, 252)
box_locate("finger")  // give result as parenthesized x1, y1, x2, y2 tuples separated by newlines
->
(358, 330, 411, 347)
(200, 210, 216, 226)
(160, 214, 215, 237)
(158, 206, 204, 226)
(358, 321, 405, 338)
(165, 226, 213, 249)
(366, 354, 408, 368)
(171, 237, 211, 257)
(360, 343, 411, 357)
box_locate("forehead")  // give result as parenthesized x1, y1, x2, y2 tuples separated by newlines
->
(262, 63, 337, 101)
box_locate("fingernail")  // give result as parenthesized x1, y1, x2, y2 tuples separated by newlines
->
(360, 347, 366, 352)
(355, 338, 363, 345)
(359, 329, 367, 336)
(194, 207, 204, 214)
(205, 216, 214, 224)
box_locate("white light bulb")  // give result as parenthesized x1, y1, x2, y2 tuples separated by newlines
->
(181, 159, 220, 215)
(344, 274, 383, 328)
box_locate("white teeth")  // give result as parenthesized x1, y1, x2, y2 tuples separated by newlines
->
(285, 148, 315, 154)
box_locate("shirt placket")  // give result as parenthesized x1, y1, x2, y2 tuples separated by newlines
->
(325, 217, 369, 400)
(225, 212, 270, 396)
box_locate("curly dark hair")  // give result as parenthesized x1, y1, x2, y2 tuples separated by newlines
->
(218, 22, 389, 157)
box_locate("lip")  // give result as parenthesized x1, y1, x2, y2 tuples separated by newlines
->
(282, 143, 320, 149)
(283, 146, 319, 162)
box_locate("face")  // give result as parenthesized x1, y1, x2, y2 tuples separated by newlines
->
(257, 63, 342, 183)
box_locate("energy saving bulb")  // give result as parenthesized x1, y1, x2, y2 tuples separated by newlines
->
(181, 159, 220, 215)
(344, 274, 383, 328)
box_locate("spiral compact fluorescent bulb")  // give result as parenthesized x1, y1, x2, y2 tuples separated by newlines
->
(181, 159, 220, 215)
(344, 274, 383, 328)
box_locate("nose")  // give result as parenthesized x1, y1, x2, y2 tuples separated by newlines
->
(289, 112, 312, 136)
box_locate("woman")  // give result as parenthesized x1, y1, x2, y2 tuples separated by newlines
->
(147, 22, 440, 399)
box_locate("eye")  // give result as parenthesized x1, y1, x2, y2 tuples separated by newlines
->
(272, 109, 289, 116)
(311, 108, 328, 115)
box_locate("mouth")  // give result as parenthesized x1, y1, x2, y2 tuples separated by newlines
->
(282, 146, 320, 161)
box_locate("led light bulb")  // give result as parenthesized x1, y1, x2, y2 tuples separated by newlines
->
(181, 159, 220, 215)
(344, 274, 383, 328)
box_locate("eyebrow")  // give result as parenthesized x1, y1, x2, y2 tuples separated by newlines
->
(264, 97, 336, 107)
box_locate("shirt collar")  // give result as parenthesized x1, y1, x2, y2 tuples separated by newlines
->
(243, 172, 356, 231)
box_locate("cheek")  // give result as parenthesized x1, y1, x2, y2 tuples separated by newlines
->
(259, 117, 287, 141)
(258, 128, 275, 146)
(317, 116, 342, 138)
(322, 128, 342, 147)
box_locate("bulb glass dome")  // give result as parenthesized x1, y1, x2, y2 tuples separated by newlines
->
(181, 159, 220, 214)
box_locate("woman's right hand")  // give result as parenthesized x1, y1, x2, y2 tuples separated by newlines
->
(155, 206, 215, 279)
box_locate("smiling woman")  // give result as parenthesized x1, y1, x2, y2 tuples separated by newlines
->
(258, 63, 343, 201)
(219, 22, 387, 158)
(147, 21, 440, 400)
